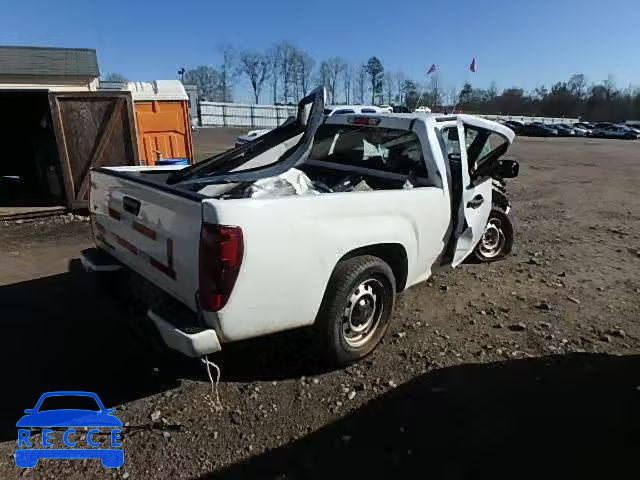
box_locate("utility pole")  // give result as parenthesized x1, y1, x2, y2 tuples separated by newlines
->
(178, 67, 186, 82)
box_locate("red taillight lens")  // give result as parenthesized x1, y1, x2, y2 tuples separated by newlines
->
(199, 224, 244, 312)
(348, 116, 381, 126)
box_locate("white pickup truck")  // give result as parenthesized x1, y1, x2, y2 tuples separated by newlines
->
(82, 87, 519, 365)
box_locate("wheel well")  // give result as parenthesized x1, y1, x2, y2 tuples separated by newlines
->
(338, 244, 409, 292)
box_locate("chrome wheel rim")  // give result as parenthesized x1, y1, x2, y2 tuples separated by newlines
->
(342, 278, 385, 348)
(479, 218, 506, 258)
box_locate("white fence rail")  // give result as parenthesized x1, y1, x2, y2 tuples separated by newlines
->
(480, 114, 579, 125)
(198, 101, 579, 128)
(200, 102, 297, 128)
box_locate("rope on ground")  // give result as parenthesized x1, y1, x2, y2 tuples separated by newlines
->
(201, 355, 222, 412)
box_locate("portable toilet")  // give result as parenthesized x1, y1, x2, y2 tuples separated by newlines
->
(126, 80, 193, 165)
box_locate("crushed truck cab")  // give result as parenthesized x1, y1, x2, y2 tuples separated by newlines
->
(83, 87, 518, 365)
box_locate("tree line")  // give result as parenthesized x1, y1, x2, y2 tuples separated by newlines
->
(182, 42, 417, 107)
(180, 43, 639, 121)
(457, 74, 640, 121)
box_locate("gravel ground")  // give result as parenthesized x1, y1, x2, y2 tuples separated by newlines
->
(0, 136, 639, 479)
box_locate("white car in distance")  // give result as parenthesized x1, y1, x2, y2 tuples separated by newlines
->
(235, 105, 386, 147)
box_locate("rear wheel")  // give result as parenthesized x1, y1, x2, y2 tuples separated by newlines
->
(316, 256, 395, 365)
(473, 207, 513, 262)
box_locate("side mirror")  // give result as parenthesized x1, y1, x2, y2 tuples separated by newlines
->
(493, 160, 519, 179)
(24, 409, 33, 414)
(104, 409, 116, 415)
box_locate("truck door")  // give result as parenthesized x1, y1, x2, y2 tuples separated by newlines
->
(437, 118, 498, 266)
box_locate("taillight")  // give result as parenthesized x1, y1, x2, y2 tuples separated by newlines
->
(199, 224, 244, 312)
(348, 116, 381, 126)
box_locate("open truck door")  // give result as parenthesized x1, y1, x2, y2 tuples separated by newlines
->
(436, 116, 515, 267)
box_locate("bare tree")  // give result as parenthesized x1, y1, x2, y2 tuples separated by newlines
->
(383, 71, 393, 105)
(394, 71, 406, 104)
(342, 65, 353, 104)
(568, 73, 587, 99)
(487, 81, 498, 100)
(323, 57, 346, 104)
(355, 63, 367, 104)
(267, 45, 282, 104)
(183, 66, 220, 101)
(448, 85, 458, 108)
(239, 50, 270, 104)
(603, 74, 617, 101)
(426, 73, 442, 107)
(218, 44, 239, 102)
(318, 61, 331, 93)
(103, 72, 128, 82)
(278, 42, 297, 104)
(293, 50, 315, 98)
(290, 53, 300, 101)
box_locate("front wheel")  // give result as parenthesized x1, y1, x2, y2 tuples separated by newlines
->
(316, 256, 396, 365)
(473, 207, 514, 262)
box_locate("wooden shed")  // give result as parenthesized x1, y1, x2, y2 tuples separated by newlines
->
(0, 46, 141, 217)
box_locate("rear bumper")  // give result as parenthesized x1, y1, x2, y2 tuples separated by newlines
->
(148, 303, 222, 357)
(82, 247, 222, 357)
(80, 248, 124, 272)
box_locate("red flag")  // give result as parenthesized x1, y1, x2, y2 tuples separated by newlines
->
(427, 63, 436, 75)
(469, 58, 477, 73)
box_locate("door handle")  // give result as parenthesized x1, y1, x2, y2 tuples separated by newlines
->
(467, 194, 484, 209)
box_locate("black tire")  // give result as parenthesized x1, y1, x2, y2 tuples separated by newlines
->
(472, 207, 514, 263)
(315, 255, 396, 366)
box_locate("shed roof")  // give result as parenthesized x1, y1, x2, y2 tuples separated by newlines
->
(0, 46, 99, 77)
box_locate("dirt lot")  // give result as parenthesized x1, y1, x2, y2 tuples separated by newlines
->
(1, 134, 639, 479)
(191, 127, 249, 162)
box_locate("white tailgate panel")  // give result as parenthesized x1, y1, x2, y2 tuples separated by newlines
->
(90, 170, 202, 310)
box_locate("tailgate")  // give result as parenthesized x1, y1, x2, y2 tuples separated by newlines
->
(89, 168, 203, 310)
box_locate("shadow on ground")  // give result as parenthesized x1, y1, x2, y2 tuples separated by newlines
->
(0, 261, 192, 441)
(0, 260, 333, 441)
(203, 352, 640, 480)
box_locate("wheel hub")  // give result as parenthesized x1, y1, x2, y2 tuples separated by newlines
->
(479, 218, 506, 258)
(482, 224, 501, 249)
(342, 279, 384, 348)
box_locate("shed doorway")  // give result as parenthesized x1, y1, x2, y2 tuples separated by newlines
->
(0, 91, 65, 217)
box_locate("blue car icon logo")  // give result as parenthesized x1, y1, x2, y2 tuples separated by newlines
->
(15, 391, 124, 468)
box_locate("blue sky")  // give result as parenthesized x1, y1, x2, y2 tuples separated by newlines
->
(2, 0, 638, 102)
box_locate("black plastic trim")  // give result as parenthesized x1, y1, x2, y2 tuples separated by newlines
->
(92, 167, 206, 202)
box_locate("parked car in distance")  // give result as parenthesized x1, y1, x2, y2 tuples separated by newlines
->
(520, 123, 558, 137)
(504, 120, 525, 133)
(551, 124, 577, 136)
(235, 129, 271, 147)
(592, 123, 638, 139)
(618, 124, 640, 136)
(572, 123, 592, 136)
(414, 106, 432, 113)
